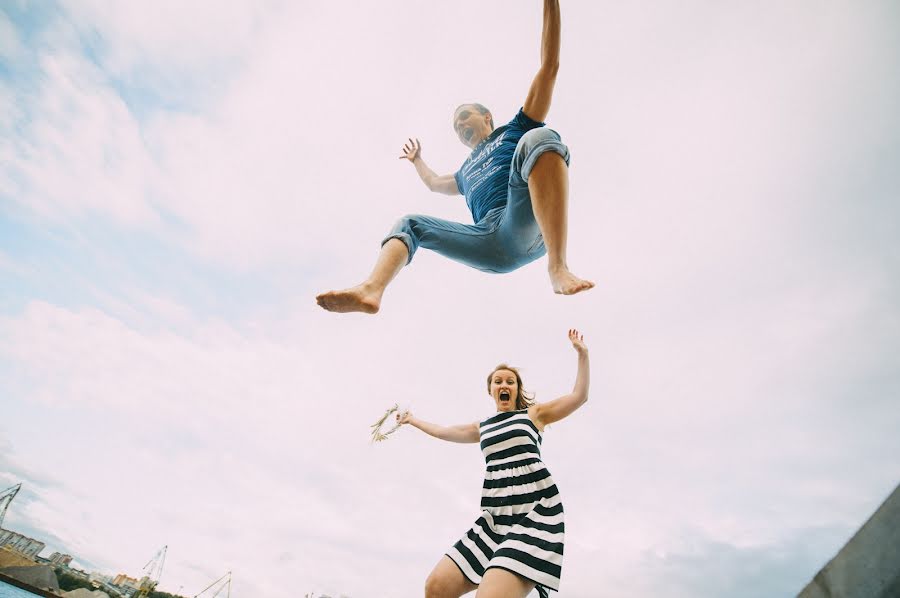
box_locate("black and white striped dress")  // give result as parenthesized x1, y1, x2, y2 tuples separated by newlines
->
(446, 409, 564, 597)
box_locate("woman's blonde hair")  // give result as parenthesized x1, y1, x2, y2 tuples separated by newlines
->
(486, 363, 536, 410)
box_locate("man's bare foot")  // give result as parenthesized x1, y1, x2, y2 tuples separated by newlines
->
(549, 266, 595, 296)
(316, 284, 382, 314)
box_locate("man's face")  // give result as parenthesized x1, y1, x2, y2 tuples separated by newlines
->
(453, 105, 492, 149)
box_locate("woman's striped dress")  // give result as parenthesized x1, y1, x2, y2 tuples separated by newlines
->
(446, 409, 564, 597)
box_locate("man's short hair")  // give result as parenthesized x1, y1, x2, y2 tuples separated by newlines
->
(456, 103, 494, 131)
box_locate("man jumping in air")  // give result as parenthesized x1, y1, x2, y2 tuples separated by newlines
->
(317, 0, 593, 314)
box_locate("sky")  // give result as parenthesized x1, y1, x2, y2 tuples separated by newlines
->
(1, 0, 899, 596)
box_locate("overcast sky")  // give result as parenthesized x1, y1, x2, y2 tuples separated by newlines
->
(2, 1, 899, 597)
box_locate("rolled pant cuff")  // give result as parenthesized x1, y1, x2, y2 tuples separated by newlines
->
(381, 233, 415, 265)
(520, 140, 570, 183)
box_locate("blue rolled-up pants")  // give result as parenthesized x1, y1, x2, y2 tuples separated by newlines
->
(382, 127, 570, 274)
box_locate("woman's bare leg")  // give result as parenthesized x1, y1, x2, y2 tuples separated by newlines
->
(315, 238, 408, 314)
(528, 151, 594, 295)
(424, 556, 478, 598)
(474, 568, 534, 598)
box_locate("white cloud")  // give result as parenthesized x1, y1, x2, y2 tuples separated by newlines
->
(0, 11, 24, 62)
(3, 50, 160, 226)
(59, 0, 280, 78)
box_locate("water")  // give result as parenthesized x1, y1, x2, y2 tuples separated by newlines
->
(0, 579, 39, 597)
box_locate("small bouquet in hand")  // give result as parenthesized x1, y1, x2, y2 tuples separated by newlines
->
(370, 403, 407, 443)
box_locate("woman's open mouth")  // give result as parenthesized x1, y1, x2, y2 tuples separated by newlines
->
(499, 390, 511, 403)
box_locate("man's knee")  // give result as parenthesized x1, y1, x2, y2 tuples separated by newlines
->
(532, 149, 566, 170)
(388, 213, 431, 241)
(391, 213, 412, 229)
(384, 214, 424, 263)
(514, 128, 570, 183)
(392, 213, 432, 233)
(521, 126, 561, 147)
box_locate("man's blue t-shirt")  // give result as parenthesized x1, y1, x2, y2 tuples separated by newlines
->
(454, 109, 544, 223)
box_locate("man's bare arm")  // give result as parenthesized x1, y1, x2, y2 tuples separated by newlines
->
(522, 0, 561, 123)
(400, 138, 461, 196)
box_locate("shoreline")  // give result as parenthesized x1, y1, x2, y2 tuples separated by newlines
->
(0, 572, 59, 598)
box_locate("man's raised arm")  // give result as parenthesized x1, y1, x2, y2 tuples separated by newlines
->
(522, 0, 561, 123)
(399, 137, 460, 196)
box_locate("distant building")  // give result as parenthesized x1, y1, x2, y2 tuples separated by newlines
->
(49, 551, 74, 566)
(0, 528, 45, 557)
(67, 567, 91, 580)
(112, 573, 140, 589)
(89, 571, 112, 584)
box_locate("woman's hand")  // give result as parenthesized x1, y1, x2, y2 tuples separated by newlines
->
(531, 329, 591, 429)
(568, 328, 588, 355)
(399, 137, 422, 162)
(396, 409, 413, 425)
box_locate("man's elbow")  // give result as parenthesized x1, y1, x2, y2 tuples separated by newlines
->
(542, 61, 560, 78)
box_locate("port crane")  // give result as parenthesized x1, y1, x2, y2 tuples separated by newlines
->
(193, 570, 231, 598)
(0, 483, 21, 529)
(135, 545, 167, 598)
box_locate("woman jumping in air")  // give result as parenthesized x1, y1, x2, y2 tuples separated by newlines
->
(396, 328, 590, 598)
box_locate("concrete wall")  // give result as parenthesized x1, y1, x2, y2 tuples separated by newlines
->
(798, 482, 900, 598)
(0, 546, 35, 569)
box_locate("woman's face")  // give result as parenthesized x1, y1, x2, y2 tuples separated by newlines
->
(489, 369, 519, 412)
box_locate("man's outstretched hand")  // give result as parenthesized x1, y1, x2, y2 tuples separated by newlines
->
(399, 137, 422, 162)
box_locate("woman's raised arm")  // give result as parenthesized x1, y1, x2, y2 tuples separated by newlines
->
(531, 329, 590, 429)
